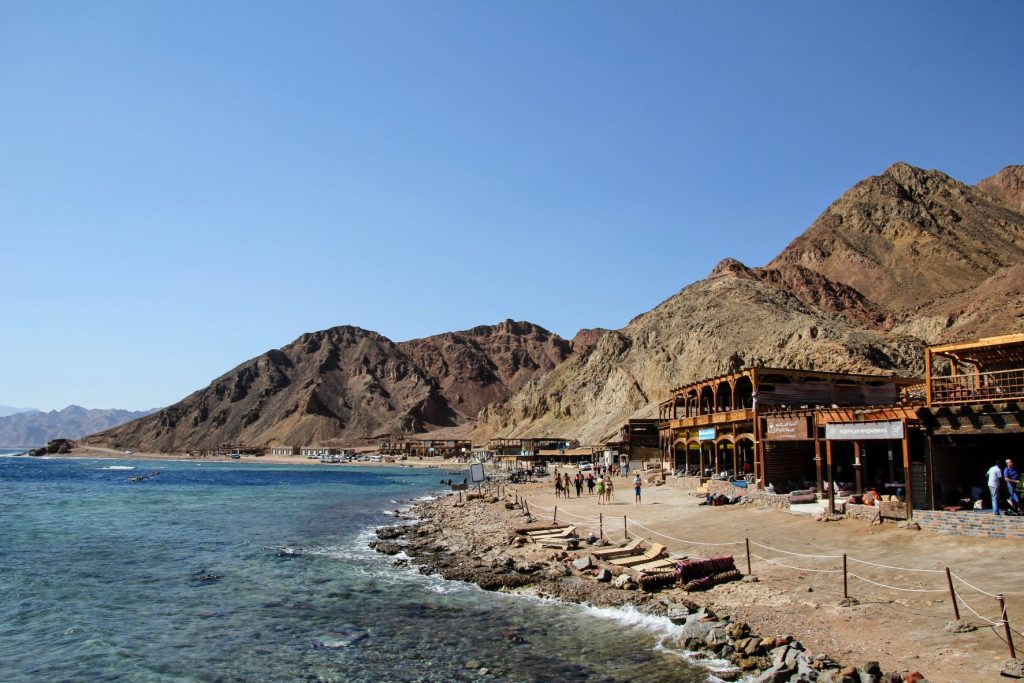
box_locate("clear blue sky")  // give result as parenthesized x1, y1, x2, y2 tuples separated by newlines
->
(2, 1, 1022, 411)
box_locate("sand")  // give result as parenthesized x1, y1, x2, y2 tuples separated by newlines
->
(470, 474, 1022, 682)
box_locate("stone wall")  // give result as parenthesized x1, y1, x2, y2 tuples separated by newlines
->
(665, 475, 703, 491)
(752, 492, 791, 510)
(913, 510, 1024, 539)
(706, 479, 750, 497)
(845, 503, 881, 522)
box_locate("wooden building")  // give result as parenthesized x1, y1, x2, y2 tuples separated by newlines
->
(377, 436, 471, 458)
(916, 333, 1024, 509)
(658, 367, 920, 490)
(618, 419, 661, 465)
(267, 446, 300, 457)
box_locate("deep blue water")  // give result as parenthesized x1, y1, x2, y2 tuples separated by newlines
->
(0, 455, 708, 682)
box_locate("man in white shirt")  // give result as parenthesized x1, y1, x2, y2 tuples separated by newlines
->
(987, 461, 1004, 515)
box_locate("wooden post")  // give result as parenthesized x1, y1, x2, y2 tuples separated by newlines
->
(554, 506, 558, 524)
(854, 441, 863, 495)
(599, 513, 603, 538)
(945, 568, 960, 621)
(624, 516, 628, 538)
(999, 594, 1016, 659)
(902, 422, 914, 519)
(524, 500, 530, 517)
(813, 414, 823, 496)
(459, 491, 463, 504)
(745, 537, 752, 576)
(827, 440, 835, 515)
(842, 553, 848, 599)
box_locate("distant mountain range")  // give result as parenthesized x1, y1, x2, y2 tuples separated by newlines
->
(0, 406, 157, 447)
(87, 162, 1024, 451)
(0, 405, 38, 418)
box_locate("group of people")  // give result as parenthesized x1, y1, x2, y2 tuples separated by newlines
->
(552, 469, 645, 505)
(985, 458, 1022, 515)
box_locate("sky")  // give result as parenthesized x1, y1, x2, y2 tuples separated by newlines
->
(1, 1, 1022, 411)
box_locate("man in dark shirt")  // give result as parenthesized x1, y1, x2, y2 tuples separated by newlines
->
(1004, 459, 1021, 515)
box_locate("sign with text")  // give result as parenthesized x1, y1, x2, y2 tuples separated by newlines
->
(698, 428, 716, 441)
(470, 462, 485, 483)
(765, 416, 811, 441)
(825, 420, 904, 441)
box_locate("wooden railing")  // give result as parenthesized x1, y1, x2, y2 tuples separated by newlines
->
(929, 368, 1024, 406)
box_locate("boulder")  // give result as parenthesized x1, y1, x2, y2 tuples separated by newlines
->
(1002, 658, 1024, 679)
(595, 568, 612, 582)
(572, 556, 594, 571)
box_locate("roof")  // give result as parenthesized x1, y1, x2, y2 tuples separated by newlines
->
(928, 332, 1024, 368)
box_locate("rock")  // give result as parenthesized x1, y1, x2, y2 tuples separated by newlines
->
(727, 621, 751, 639)
(897, 521, 921, 530)
(465, 660, 482, 669)
(943, 618, 977, 633)
(838, 597, 860, 607)
(572, 556, 594, 571)
(613, 573, 637, 590)
(595, 568, 612, 582)
(1002, 658, 1024, 679)
(742, 574, 761, 583)
(902, 673, 925, 683)
(752, 663, 794, 683)
(839, 665, 858, 679)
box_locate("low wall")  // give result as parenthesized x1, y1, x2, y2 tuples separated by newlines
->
(706, 479, 750, 497)
(752, 492, 791, 510)
(914, 510, 1024, 539)
(845, 503, 881, 522)
(665, 475, 704, 491)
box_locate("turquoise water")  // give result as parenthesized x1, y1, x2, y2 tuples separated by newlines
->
(0, 455, 708, 682)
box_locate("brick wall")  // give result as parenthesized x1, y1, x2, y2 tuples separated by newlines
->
(914, 510, 1024, 539)
(845, 503, 881, 522)
(752, 492, 791, 510)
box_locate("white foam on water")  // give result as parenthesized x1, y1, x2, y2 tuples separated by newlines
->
(99, 466, 136, 470)
(413, 495, 437, 502)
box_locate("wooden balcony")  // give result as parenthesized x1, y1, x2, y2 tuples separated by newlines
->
(929, 368, 1024, 407)
(662, 408, 755, 430)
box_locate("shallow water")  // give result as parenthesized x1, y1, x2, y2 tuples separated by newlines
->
(0, 456, 710, 682)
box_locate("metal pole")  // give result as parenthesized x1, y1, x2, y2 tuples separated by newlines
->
(945, 568, 960, 621)
(745, 538, 752, 575)
(843, 554, 848, 599)
(624, 516, 628, 538)
(998, 594, 1016, 659)
(599, 513, 603, 538)
(554, 506, 558, 524)
(459, 491, 462, 504)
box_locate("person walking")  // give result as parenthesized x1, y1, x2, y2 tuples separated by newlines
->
(987, 460, 1004, 515)
(554, 473, 563, 499)
(1004, 459, 1021, 515)
(574, 472, 583, 498)
(596, 476, 605, 505)
(633, 472, 642, 504)
(605, 475, 614, 504)
(562, 473, 572, 500)
(586, 473, 595, 495)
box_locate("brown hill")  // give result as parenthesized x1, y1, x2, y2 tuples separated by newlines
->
(88, 162, 1024, 451)
(482, 261, 924, 444)
(483, 162, 1024, 442)
(86, 322, 569, 451)
(768, 162, 1024, 314)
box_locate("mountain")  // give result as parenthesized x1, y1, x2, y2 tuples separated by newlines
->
(85, 321, 571, 451)
(0, 406, 156, 447)
(0, 405, 37, 418)
(86, 162, 1024, 451)
(482, 163, 1024, 442)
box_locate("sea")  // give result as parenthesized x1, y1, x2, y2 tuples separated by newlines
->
(0, 451, 714, 682)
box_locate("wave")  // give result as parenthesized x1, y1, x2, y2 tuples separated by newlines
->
(99, 466, 136, 471)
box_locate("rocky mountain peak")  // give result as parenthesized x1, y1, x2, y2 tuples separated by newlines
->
(709, 258, 755, 279)
(977, 165, 1024, 212)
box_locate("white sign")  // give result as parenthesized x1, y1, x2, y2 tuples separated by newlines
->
(470, 463, 485, 483)
(825, 420, 904, 441)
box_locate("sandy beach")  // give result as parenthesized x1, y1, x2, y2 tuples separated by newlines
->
(66, 446, 470, 470)
(379, 472, 1024, 682)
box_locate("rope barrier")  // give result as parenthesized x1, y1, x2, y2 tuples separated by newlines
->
(749, 540, 842, 559)
(951, 573, 1001, 599)
(953, 590, 1002, 626)
(749, 553, 843, 573)
(848, 557, 945, 574)
(847, 573, 947, 593)
(510, 497, 1006, 603)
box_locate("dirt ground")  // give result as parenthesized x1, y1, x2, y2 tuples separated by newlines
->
(501, 474, 1022, 683)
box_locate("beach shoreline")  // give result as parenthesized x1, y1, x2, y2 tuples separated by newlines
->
(373, 476, 1021, 682)
(60, 446, 469, 470)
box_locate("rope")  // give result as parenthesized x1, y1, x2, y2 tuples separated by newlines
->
(847, 573, 947, 593)
(554, 508, 604, 524)
(951, 573, 1001, 599)
(749, 540, 842, 559)
(627, 519, 744, 547)
(953, 590, 1002, 626)
(749, 553, 842, 573)
(847, 557, 944, 574)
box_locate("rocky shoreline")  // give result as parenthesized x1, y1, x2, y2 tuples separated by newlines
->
(371, 491, 928, 683)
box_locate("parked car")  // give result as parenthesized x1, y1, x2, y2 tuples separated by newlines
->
(577, 461, 593, 471)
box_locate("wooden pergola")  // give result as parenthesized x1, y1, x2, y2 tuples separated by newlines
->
(926, 332, 1024, 407)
